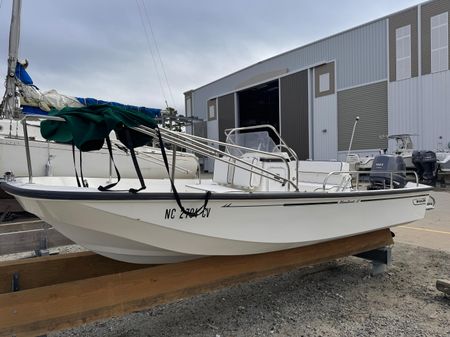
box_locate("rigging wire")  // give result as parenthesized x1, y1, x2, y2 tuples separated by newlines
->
(135, 0, 174, 108)
(139, 0, 175, 107)
(135, 0, 168, 107)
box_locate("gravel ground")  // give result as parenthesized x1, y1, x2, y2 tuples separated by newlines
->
(50, 243, 450, 337)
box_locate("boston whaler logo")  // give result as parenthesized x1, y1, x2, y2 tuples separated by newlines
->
(338, 199, 360, 204)
(412, 197, 427, 206)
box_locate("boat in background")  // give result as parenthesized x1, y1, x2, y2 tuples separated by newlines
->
(0, 118, 198, 179)
(436, 141, 450, 174)
(2, 117, 433, 264)
(348, 134, 417, 171)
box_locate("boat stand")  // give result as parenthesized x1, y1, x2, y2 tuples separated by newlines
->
(0, 229, 393, 337)
(354, 246, 392, 275)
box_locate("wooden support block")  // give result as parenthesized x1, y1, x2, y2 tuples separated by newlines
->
(436, 279, 450, 295)
(0, 229, 393, 337)
(0, 227, 74, 255)
(0, 251, 147, 294)
(0, 219, 46, 234)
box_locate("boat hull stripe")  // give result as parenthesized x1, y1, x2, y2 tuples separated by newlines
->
(0, 182, 433, 201)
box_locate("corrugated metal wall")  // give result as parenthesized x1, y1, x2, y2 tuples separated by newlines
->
(191, 19, 387, 122)
(421, 0, 450, 75)
(389, 71, 450, 151)
(280, 70, 309, 159)
(388, 78, 420, 146)
(337, 81, 388, 151)
(388, 7, 419, 81)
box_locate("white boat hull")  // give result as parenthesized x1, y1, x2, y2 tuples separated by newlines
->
(0, 136, 197, 178)
(437, 152, 450, 173)
(4, 179, 431, 264)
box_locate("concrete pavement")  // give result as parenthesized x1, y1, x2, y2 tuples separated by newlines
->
(392, 191, 450, 252)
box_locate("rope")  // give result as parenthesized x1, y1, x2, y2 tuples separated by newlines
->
(156, 128, 211, 217)
(98, 136, 122, 191)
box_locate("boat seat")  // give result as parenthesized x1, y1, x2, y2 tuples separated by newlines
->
(213, 156, 262, 190)
(293, 160, 352, 192)
(185, 183, 243, 193)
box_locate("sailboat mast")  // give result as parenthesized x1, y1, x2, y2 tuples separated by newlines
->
(2, 0, 22, 119)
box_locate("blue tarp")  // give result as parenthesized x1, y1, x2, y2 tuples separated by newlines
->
(76, 97, 161, 118)
(16, 62, 162, 118)
(21, 105, 48, 115)
(15, 62, 34, 86)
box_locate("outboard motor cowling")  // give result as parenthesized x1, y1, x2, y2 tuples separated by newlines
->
(421, 151, 437, 186)
(368, 155, 406, 190)
(412, 151, 423, 178)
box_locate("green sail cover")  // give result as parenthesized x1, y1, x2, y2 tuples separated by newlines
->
(40, 104, 158, 151)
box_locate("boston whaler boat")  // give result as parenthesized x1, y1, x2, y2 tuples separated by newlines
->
(1, 108, 434, 264)
(350, 134, 417, 171)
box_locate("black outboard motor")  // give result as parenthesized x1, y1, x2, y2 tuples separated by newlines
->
(412, 151, 423, 178)
(368, 155, 406, 190)
(417, 151, 437, 186)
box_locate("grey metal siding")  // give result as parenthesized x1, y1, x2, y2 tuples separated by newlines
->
(338, 81, 388, 151)
(190, 19, 387, 123)
(388, 70, 450, 151)
(389, 7, 419, 81)
(280, 70, 309, 159)
(314, 62, 335, 98)
(421, 0, 450, 75)
(217, 94, 235, 143)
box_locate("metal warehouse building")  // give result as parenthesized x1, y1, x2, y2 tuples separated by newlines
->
(184, 0, 450, 171)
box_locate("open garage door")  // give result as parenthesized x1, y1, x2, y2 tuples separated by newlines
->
(218, 94, 236, 143)
(280, 70, 309, 160)
(237, 80, 280, 140)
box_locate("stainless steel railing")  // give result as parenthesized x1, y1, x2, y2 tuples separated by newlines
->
(20, 116, 300, 191)
(322, 170, 419, 191)
(131, 125, 300, 191)
(21, 114, 65, 183)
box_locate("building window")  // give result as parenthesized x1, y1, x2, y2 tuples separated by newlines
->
(431, 12, 448, 73)
(396, 25, 412, 80)
(207, 99, 217, 121)
(319, 73, 330, 92)
(185, 97, 192, 117)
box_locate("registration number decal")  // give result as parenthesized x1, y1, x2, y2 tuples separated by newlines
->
(164, 208, 211, 219)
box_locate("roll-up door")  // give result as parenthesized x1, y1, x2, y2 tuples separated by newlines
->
(337, 81, 388, 151)
(280, 70, 309, 159)
(218, 93, 235, 143)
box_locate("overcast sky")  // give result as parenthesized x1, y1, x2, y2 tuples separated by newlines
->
(0, 0, 422, 113)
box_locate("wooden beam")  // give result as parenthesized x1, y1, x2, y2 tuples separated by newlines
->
(0, 229, 393, 337)
(0, 227, 73, 255)
(0, 251, 146, 294)
(0, 219, 46, 234)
